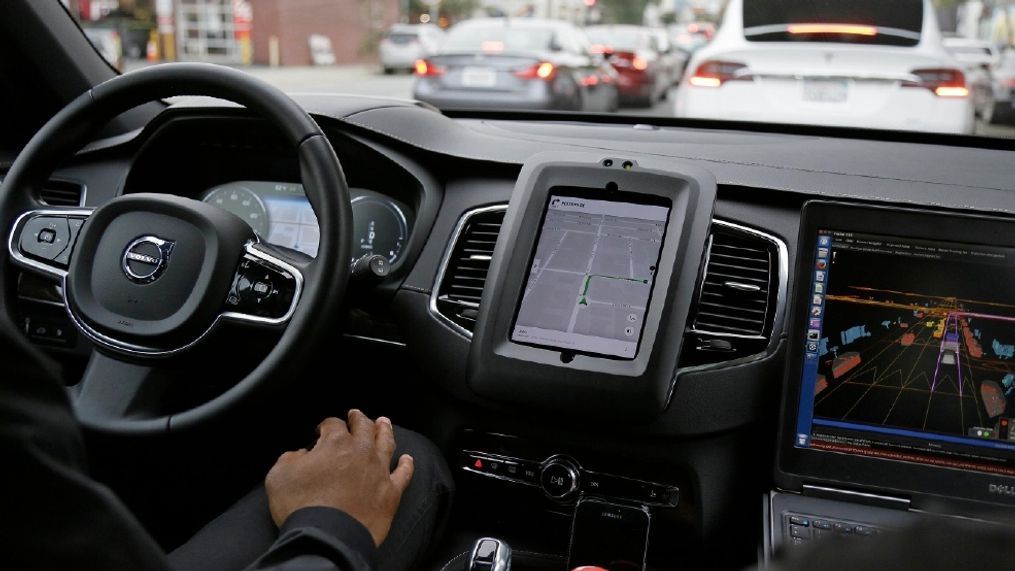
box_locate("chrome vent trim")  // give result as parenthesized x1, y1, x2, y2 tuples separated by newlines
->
(429, 204, 508, 338)
(691, 219, 787, 340)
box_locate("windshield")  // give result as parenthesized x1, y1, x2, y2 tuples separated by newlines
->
(586, 27, 648, 52)
(442, 21, 556, 53)
(67, 0, 1015, 139)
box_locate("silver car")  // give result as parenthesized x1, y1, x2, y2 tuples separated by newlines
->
(380, 24, 445, 74)
(413, 18, 619, 112)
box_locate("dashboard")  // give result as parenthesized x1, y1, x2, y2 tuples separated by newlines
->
(200, 180, 412, 262)
(11, 95, 1015, 568)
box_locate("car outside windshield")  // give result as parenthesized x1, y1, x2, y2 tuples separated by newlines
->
(65, 0, 1015, 138)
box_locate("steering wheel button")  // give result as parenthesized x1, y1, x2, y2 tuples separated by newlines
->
(20, 216, 70, 261)
(252, 280, 272, 297)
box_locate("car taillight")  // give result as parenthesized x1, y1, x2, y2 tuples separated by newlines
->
(688, 60, 749, 87)
(515, 62, 556, 81)
(906, 68, 968, 97)
(414, 59, 445, 77)
(610, 52, 650, 72)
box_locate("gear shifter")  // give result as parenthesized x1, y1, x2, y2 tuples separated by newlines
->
(465, 537, 511, 571)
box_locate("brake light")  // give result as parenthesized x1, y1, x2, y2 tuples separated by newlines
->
(591, 44, 614, 55)
(787, 23, 877, 36)
(515, 61, 556, 81)
(934, 86, 969, 97)
(907, 68, 968, 97)
(688, 60, 749, 87)
(610, 52, 650, 72)
(414, 59, 445, 77)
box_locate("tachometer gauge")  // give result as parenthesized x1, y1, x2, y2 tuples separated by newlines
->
(202, 184, 269, 236)
(351, 196, 407, 264)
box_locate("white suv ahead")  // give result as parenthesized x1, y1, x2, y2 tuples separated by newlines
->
(675, 0, 975, 134)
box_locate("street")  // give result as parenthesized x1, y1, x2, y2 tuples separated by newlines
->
(133, 61, 1015, 136)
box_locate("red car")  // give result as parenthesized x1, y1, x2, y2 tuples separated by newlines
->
(586, 25, 672, 107)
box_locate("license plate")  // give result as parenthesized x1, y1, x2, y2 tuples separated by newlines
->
(803, 78, 849, 103)
(462, 67, 497, 88)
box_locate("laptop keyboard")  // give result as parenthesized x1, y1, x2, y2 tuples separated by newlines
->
(782, 512, 887, 548)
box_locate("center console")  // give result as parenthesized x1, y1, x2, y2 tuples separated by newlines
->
(446, 152, 717, 570)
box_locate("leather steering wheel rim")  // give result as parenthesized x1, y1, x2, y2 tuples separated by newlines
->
(0, 63, 353, 436)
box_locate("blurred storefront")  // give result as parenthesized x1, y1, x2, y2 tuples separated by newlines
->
(247, 0, 399, 66)
(117, 0, 391, 66)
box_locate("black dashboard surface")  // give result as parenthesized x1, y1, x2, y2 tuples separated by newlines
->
(38, 99, 1015, 436)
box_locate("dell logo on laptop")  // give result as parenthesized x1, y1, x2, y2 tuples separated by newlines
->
(988, 483, 1015, 497)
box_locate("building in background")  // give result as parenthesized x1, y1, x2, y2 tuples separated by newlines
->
(171, 0, 247, 63)
(248, 0, 398, 66)
(70, 0, 399, 67)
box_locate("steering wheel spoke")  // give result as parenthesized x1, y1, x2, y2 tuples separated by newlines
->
(8, 207, 93, 281)
(71, 351, 173, 433)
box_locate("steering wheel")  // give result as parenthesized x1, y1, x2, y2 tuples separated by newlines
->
(0, 63, 352, 436)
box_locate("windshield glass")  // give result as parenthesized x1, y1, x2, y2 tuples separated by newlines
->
(66, 0, 1015, 139)
(586, 27, 647, 52)
(442, 21, 556, 52)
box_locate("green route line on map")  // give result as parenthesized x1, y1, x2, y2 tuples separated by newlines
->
(578, 273, 649, 305)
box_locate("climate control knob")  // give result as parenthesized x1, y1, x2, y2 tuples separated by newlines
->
(540, 456, 580, 500)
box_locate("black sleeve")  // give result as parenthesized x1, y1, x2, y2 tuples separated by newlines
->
(1, 318, 378, 571)
(0, 320, 171, 571)
(244, 507, 377, 571)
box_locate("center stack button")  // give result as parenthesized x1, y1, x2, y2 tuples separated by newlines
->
(540, 455, 580, 500)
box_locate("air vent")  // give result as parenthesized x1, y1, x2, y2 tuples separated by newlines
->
(39, 180, 85, 207)
(682, 220, 785, 367)
(432, 205, 507, 336)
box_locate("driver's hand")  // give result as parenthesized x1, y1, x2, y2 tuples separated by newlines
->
(264, 410, 415, 546)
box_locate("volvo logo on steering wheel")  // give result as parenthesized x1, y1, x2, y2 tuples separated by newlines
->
(122, 235, 175, 284)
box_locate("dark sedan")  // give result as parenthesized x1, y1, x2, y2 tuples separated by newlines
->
(413, 18, 618, 112)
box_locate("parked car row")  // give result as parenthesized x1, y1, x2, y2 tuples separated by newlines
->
(409, 18, 703, 113)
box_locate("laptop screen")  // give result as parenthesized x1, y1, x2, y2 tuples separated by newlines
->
(793, 229, 1015, 476)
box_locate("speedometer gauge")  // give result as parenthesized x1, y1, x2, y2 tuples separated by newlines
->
(351, 196, 407, 264)
(202, 184, 269, 236)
